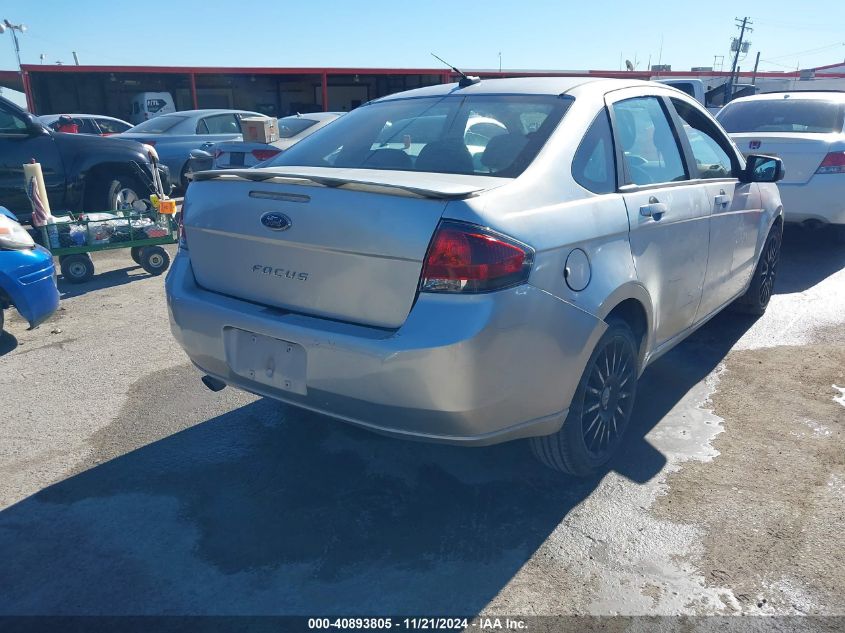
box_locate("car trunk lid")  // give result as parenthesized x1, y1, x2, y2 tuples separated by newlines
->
(730, 132, 843, 184)
(184, 168, 505, 328)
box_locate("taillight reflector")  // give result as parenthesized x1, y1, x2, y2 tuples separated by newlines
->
(420, 221, 533, 293)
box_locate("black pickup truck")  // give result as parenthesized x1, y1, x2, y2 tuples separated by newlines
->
(0, 96, 169, 223)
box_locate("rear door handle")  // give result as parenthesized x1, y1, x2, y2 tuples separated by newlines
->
(714, 189, 730, 207)
(639, 196, 668, 220)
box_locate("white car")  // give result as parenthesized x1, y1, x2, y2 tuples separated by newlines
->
(718, 91, 845, 242)
(37, 113, 132, 136)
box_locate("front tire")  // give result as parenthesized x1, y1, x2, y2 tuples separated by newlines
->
(530, 318, 639, 476)
(88, 174, 145, 213)
(733, 224, 782, 316)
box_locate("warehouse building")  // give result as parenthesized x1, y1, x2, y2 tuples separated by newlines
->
(2, 63, 845, 119)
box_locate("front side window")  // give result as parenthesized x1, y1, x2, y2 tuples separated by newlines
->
(671, 98, 735, 179)
(717, 99, 845, 133)
(572, 110, 616, 194)
(612, 96, 687, 186)
(0, 104, 28, 134)
(265, 94, 573, 178)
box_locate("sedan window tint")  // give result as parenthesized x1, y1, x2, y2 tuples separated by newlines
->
(718, 99, 845, 133)
(612, 97, 687, 186)
(96, 118, 131, 134)
(129, 115, 187, 134)
(266, 95, 573, 178)
(671, 98, 736, 179)
(200, 114, 241, 134)
(572, 110, 616, 194)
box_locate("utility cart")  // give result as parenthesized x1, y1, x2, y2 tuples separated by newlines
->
(31, 156, 179, 284)
(44, 205, 178, 283)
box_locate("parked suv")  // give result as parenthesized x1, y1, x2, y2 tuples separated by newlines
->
(167, 78, 784, 476)
(0, 96, 169, 224)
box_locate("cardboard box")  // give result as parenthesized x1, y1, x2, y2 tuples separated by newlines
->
(241, 117, 279, 143)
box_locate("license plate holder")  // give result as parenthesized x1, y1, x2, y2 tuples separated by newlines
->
(224, 328, 307, 395)
(229, 152, 245, 167)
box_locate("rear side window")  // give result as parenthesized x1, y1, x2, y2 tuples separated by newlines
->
(278, 117, 318, 138)
(96, 118, 131, 134)
(198, 114, 241, 134)
(612, 97, 687, 186)
(129, 115, 187, 133)
(572, 110, 616, 193)
(718, 99, 845, 133)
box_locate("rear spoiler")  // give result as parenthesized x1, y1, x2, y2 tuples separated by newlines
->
(190, 169, 494, 200)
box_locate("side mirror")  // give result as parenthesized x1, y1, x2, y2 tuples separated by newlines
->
(742, 154, 784, 183)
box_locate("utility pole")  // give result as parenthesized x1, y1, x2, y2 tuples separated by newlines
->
(724, 17, 752, 104)
(751, 51, 761, 86)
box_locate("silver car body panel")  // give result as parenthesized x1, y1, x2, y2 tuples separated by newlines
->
(167, 78, 783, 444)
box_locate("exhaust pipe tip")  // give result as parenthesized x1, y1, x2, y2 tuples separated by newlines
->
(201, 375, 227, 392)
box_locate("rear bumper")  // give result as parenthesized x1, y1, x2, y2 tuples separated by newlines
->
(165, 252, 605, 445)
(778, 178, 845, 225)
(0, 246, 60, 328)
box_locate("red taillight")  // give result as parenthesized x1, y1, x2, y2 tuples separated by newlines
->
(251, 148, 281, 162)
(816, 152, 845, 174)
(420, 221, 533, 293)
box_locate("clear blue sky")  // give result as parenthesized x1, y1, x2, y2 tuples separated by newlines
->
(3, 0, 845, 106)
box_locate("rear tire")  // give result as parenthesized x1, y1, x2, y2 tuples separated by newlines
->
(834, 224, 845, 245)
(733, 224, 782, 316)
(530, 318, 639, 476)
(139, 245, 170, 276)
(60, 253, 95, 284)
(130, 247, 144, 265)
(0, 308, 4, 335)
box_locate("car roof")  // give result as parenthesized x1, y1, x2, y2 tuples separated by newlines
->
(372, 76, 656, 102)
(159, 109, 266, 117)
(727, 91, 845, 105)
(38, 113, 128, 122)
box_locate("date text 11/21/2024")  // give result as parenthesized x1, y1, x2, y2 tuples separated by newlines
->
(307, 617, 528, 630)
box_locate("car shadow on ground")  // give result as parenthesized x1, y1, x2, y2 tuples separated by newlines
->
(775, 226, 845, 295)
(0, 308, 757, 615)
(0, 330, 18, 357)
(57, 265, 158, 299)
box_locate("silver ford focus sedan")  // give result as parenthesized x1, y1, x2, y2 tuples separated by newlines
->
(166, 77, 784, 476)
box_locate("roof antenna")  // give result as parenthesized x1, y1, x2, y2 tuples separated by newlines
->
(431, 53, 480, 87)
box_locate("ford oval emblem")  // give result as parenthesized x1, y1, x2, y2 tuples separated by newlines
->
(260, 212, 292, 231)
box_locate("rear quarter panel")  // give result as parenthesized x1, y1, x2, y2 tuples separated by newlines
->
(442, 93, 650, 330)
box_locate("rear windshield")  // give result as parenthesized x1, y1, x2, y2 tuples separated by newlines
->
(278, 117, 319, 138)
(128, 115, 187, 134)
(718, 99, 845, 133)
(264, 94, 572, 177)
